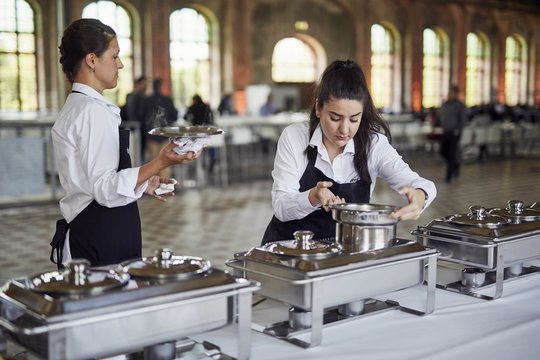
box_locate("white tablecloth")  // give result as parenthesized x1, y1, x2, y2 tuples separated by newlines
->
(195, 263, 540, 360)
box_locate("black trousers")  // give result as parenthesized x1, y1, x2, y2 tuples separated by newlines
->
(440, 131, 461, 181)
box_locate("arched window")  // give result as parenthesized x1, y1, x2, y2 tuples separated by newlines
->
(0, 0, 37, 111)
(272, 37, 316, 83)
(505, 35, 527, 106)
(422, 28, 447, 108)
(371, 24, 394, 110)
(170, 8, 210, 108)
(466, 32, 489, 106)
(82, 1, 133, 106)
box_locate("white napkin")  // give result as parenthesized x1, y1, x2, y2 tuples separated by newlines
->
(154, 179, 178, 195)
(171, 137, 211, 155)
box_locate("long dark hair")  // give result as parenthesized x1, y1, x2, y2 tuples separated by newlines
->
(59, 18, 116, 83)
(308, 60, 391, 183)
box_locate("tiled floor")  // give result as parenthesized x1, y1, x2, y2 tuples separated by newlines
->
(1, 150, 539, 285)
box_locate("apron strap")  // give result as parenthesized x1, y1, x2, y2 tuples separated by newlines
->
(49, 219, 68, 269)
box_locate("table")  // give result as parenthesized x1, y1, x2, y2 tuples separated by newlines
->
(194, 261, 540, 360)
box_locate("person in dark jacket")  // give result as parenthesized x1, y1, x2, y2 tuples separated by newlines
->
(437, 85, 468, 183)
(184, 94, 214, 126)
(141, 78, 179, 176)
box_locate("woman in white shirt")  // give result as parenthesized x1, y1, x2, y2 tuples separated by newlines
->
(51, 19, 200, 267)
(262, 60, 436, 244)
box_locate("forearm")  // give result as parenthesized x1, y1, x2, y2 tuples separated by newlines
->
(136, 157, 169, 188)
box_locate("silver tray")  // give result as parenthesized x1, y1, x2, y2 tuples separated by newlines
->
(148, 126, 224, 138)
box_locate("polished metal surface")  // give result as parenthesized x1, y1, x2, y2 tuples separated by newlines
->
(148, 126, 224, 138)
(414, 201, 540, 300)
(0, 263, 259, 360)
(227, 239, 438, 348)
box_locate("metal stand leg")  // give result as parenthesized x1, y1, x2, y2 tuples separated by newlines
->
(236, 291, 252, 360)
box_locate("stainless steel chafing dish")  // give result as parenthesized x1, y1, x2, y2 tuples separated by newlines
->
(413, 200, 540, 300)
(227, 230, 438, 348)
(0, 249, 259, 360)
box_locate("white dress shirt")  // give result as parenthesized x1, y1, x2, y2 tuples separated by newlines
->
(52, 83, 147, 261)
(271, 122, 437, 222)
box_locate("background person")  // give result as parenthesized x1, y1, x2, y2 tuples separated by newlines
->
(122, 75, 147, 159)
(438, 84, 468, 182)
(141, 78, 179, 176)
(262, 60, 436, 244)
(51, 18, 201, 268)
(184, 94, 214, 126)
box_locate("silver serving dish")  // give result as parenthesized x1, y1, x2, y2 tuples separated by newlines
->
(148, 126, 224, 138)
(227, 239, 438, 348)
(0, 249, 259, 360)
(413, 201, 540, 300)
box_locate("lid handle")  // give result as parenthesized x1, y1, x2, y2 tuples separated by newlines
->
(293, 230, 314, 250)
(468, 205, 486, 220)
(64, 258, 91, 285)
(507, 200, 524, 214)
(156, 248, 173, 267)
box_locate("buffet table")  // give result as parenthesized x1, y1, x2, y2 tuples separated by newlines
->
(194, 261, 540, 360)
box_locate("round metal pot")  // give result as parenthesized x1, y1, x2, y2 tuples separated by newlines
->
(330, 203, 399, 253)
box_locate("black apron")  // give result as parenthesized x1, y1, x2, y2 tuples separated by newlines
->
(261, 146, 370, 245)
(50, 128, 142, 268)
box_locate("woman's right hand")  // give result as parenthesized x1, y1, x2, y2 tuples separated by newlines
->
(159, 141, 202, 166)
(308, 181, 345, 212)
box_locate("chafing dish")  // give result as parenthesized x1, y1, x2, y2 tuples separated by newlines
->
(0, 249, 259, 360)
(227, 230, 438, 348)
(413, 200, 540, 300)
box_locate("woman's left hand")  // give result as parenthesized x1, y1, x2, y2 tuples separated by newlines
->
(390, 187, 426, 221)
(144, 176, 176, 202)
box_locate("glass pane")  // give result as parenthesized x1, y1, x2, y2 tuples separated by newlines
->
(0, 0, 16, 32)
(18, 33, 35, 52)
(0, 32, 17, 51)
(16, 0, 34, 33)
(170, 8, 211, 107)
(0, 53, 19, 110)
(272, 37, 316, 83)
(19, 54, 37, 110)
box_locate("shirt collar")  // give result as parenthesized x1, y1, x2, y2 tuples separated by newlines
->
(71, 83, 121, 115)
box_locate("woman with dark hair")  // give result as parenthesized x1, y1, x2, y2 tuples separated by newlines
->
(51, 18, 200, 267)
(262, 60, 436, 244)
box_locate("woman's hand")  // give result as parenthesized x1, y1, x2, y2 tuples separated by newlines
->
(144, 176, 176, 202)
(159, 141, 202, 166)
(308, 181, 346, 212)
(390, 187, 426, 220)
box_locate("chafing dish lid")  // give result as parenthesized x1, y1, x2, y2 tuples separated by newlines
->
(488, 200, 540, 221)
(123, 248, 211, 279)
(447, 205, 508, 228)
(254, 230, 343, 258)
(148, 126, 224, 138)
(28, 259, 129, 295)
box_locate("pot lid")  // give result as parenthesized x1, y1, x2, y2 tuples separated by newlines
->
(123, 248, 211, 280)
(330, 203, 399, 225)
(447, 205, 508, 228)
(488, 200, 540, 222)
(257, 230, 343, 259)
(28, 259, 129, 295)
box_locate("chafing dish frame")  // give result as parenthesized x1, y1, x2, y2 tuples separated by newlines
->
(413, 222, 540, 300)
(0, 276, 259, 360)
(227, 242, 438, 348)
